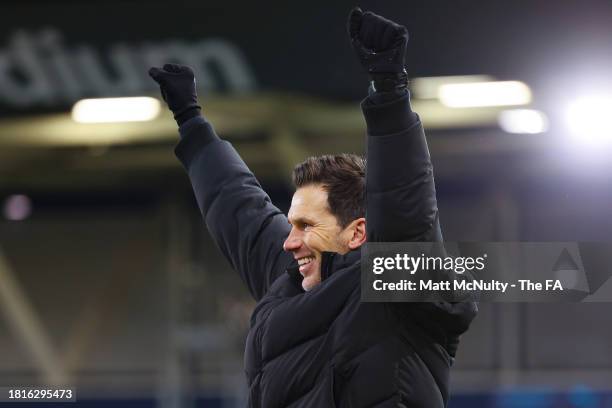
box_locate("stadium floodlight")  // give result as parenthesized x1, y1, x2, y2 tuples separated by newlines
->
(71, 97, 161, 123)
(565, 95, 612, 145)
(411, 75, 494, 99)
(498, 109, 548, 134)
(438, 81, 532, 108)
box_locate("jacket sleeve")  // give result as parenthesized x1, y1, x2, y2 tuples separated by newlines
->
(362, 93, 478, 356)
(175, 117, 293, 301)
(362, 93, 442, 243)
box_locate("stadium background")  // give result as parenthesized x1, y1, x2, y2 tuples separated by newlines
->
(1, 0, 611, 407)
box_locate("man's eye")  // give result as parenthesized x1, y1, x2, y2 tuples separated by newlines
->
(303, 223, 311, 230)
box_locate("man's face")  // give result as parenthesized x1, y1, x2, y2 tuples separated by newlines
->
(283, 184, 352, 291)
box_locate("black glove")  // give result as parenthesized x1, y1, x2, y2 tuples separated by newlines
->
(148, 64, 201, 126)
(348, 8, 409, 93)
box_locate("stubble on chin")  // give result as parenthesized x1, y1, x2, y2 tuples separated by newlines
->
(302, 275, 322, 292)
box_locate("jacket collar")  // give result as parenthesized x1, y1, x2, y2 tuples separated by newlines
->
(285, 247, 362, 288)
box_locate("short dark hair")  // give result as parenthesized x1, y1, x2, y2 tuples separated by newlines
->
(292, 154, 366, 228)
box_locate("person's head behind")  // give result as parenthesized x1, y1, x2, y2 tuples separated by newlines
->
(283, 154, 367, 291)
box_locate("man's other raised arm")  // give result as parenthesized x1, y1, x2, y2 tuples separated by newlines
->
(348, 8, 442, 243)
(363, 96, 442, 243)
(149, 64, 292, 301)
(349, 10, 476, 356)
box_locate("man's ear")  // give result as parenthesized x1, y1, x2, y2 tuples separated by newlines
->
(347, 217, 367, 249)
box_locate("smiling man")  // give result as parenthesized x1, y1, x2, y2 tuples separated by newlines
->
(150, 8, 476, 407)
(285, 155, 367, 291)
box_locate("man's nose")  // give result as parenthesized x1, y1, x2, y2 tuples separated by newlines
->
(283, 228, 303, 252)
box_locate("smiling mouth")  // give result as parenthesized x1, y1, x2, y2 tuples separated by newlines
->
(297, 256, 316, 274)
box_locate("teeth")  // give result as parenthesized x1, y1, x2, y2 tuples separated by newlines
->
(298, 256, 314, 266)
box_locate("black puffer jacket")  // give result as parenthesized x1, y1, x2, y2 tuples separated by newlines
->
(175, 93, 477, 407)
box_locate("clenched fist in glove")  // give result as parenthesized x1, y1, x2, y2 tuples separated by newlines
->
(348, 8, 409, 93)
(148, 64, 201, 126)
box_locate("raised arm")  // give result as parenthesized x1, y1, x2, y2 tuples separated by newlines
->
(349, 9, 476, 352)
(348, 8, 442, 243)
(363, 97, 442, 242)
(149, 64, 292, 301)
